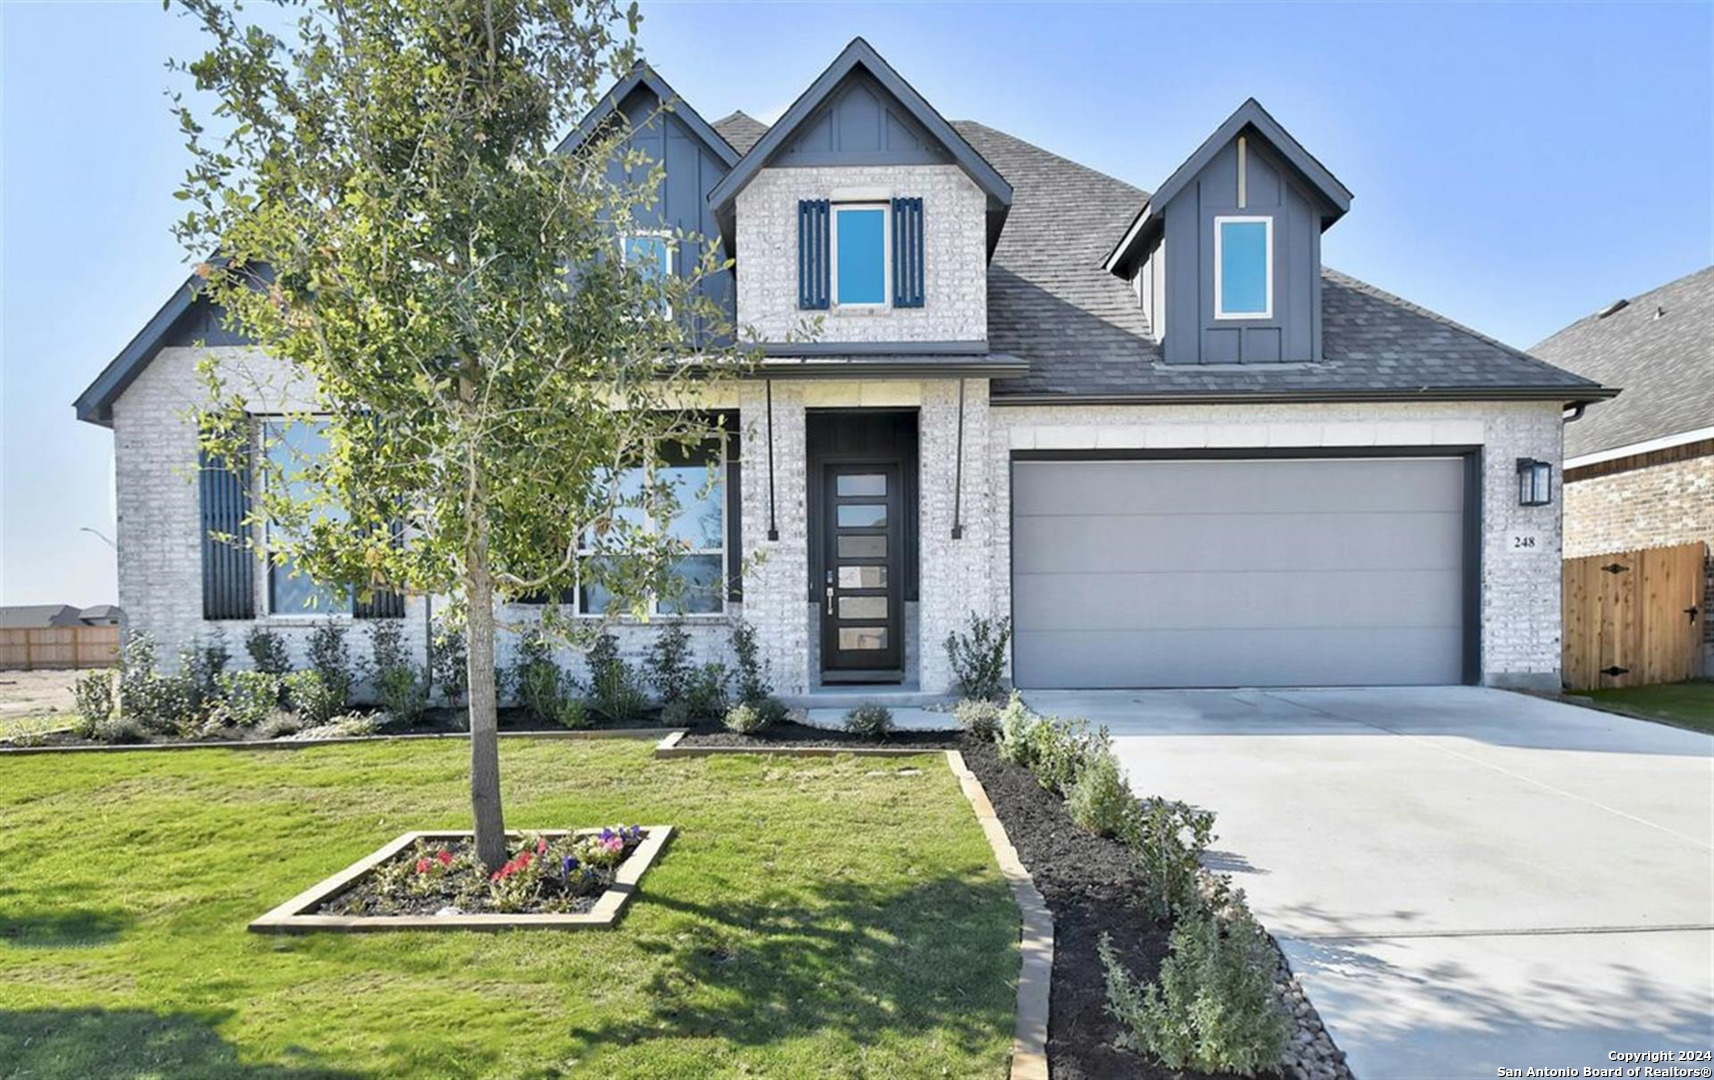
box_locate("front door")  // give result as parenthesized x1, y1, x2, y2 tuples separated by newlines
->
(821, 463, 902, 679)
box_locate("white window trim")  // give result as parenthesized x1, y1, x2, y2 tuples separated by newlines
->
(830, 202, 891, 311)
(618, 231, 675, 318)
(259, 416, 356, 619)
(574, 443, 728, 620)
(1213, 215, 1273, 321)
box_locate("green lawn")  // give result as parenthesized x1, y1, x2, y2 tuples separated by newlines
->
(1584, 679, 1714, 735)
(0, 740, 1017, 1079)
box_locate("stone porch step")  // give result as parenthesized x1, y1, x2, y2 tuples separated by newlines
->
(780, 687, 956, 710)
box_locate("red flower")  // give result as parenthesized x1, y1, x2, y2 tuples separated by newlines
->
(415, 858, 431, 874)
(536, 837, 547, 854)
(436, 849, 453, 867)
(518, 851, 533, 868)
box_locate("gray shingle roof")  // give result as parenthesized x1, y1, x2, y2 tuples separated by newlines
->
(1531, 265, 1714, 457)
(711, 111, 769, 155)
(712, 113, 1609, 404)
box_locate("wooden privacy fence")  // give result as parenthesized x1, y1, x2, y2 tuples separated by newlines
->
(0, 626, 121, 670)
(1563, 541, 1707, 691)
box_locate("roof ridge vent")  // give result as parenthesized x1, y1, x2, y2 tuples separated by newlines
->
(1596, 298, 1629, 319)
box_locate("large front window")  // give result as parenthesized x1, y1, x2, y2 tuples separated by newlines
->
(1214, 215, 1272, 319)
(264, 418, 353, 616)
(577, 439, 726, 617)
(833, 203, 888, 307)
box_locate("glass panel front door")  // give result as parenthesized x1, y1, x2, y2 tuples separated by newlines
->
(822, 462, 902, 676)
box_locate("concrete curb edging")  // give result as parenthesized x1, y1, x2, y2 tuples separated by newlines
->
(946, 750, 1053, 1080)
(654, 734, 948, 759)
(0, 727, 675, 756)
(248, 826, 674, 933)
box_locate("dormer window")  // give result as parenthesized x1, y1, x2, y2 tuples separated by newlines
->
(621, 233, 673, 315)
(833, 203, 889, 307)
(1214, 216, 1272, 320)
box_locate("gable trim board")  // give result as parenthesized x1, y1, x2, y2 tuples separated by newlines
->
(555, 63, 740, 166)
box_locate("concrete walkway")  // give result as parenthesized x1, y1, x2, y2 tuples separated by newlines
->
(1025, 686, 1714, 1080)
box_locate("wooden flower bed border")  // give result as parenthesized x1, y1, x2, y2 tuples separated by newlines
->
(248, 825, 674, 933)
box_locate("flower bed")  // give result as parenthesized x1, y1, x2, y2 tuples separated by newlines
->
(250, 826, 672, 932)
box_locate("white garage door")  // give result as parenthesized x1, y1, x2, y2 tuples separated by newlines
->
(1011, 457, 1469, 688)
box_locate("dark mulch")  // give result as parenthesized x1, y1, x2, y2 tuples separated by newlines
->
(677, 719, 960, 749)
(961, 740, 1285, 1080)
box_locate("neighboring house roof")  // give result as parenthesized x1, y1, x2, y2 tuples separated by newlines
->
(1532, 265, 1714, 460)
(1105, 98, 1353, 276)
(711, 111, 769, 155)
(79, 605, 122, 623)
(555, 62, 740, 166)
(706, 38, 1013, 255)
(0, 604, 88, 630)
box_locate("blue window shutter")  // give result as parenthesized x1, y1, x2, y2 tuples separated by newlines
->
(892, 197, 924, 308)
(798, 200, 829, 310)
(199, 447, 254, 620)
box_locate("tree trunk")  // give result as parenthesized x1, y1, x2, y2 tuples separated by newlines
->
(463, 429, 507, 872)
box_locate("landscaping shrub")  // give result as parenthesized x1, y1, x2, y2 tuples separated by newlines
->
(731, 617, 772, 703)
(285, 669, 343, 727)
(1034, 718, 1111, 796)
(953, 697, 1003, 742)
(118, 634, 193, 736)
(1097, 904, 1289, 1076)
(430, 620, 468, 706)
(212, 671, 281, 729)
(244, 625, 291, 676)
(555, 697, 592, 730)
(683, 662, 730, 721)
(945, 613, 1011, 701)
(368, 620, 426, 723)
(645, 623, 692, 701)
(294, 711, 381, 739)
(723, 700, 766, 734)
(754, 695, 791, 727)
(308, 622, 355, 708)
(510, 628, 572, 726)
(1066, 748, 1134, 838)
(71, 670, 116, 738)
(587, 632, 649, 724)
(844, 703, 893, 739)
(1126, 795, 1218, 923)
(995, 693, 1045, 766)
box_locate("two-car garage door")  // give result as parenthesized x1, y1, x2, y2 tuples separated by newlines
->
(1011, 457, 1470, 688)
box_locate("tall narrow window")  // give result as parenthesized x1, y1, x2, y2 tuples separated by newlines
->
(1214, 216, 1272, 320)
(264, 419, 354, 616)
(620, 233, 673, 315)
(832, 204, 888, 307)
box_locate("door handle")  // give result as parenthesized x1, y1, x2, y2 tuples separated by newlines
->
(826, 585, 835, 616)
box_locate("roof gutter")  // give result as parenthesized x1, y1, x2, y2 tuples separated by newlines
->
(991, 386, 1621, 408)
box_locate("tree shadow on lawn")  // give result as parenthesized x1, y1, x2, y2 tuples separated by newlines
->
(0, 884, 135, 949)
(568, 869, 1019, 1061)
(0, 1008, 360, 1079)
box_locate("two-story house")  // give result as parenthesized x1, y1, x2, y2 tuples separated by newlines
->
(74, 38, 1614, 696)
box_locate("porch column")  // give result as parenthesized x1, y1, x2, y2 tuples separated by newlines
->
(738, 380, 811, 695)
(917, 377, 994, 694)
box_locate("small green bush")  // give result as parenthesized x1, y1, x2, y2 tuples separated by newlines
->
(72, 670, 116, 738)
(587, 632, 649, 724)
(212, 671, 281, 729)
(509, 629, 569, 726)
(555, 697, 592, 730)
(1097, 905, 1289, 1076)
(953, 698, 1002, 741)
(1035, 718, 1109, 796)
(368, 620, 426, 723)
(285, 669, 343, 726)
(753, 696, 791, 728)
(1066, 749, 1134, 838)
(945, 613, 1011, 701)
(1126, 795, 1218, 923)
(308, 622, 355, 709)
(731, 617, 772, 703)
(244, 625, 291, 676)
(683, 662, 730, 722)
(723, 701, 766, 735)
(118, 634, 193, 736)
(430, 620, 468, 705)
(644, 623, 692, 701)
(995, 693, 1044, 766)
(843, 703, 893, 739)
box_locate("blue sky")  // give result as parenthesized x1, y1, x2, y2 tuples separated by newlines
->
(3, 1, 1709, 607)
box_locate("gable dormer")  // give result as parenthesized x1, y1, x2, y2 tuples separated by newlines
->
(708, 39, 1012, 347)
(1106, 99, 1352, 365)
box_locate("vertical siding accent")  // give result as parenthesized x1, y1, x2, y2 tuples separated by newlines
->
(797, 199, 830, 310)
(891, 197, 925, 308)
(198, 448, 254, 620)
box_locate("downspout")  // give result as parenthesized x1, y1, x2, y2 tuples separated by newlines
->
(765, 379, 779, 541)
(951, 379, 966, 540)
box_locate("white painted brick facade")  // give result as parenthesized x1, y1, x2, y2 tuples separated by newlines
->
(735, 165, 988, 343)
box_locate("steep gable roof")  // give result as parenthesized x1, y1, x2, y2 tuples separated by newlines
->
(706, 38, 1012, 254)
(1533, 265, 1714, 458)
(1106, 98, 1353, 276)
(556, 62, 739, 166)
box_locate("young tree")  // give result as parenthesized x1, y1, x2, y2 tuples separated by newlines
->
(173, 0, 739, 868)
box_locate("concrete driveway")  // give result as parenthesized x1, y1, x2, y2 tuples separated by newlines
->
(1023, 687, 1714, 1080)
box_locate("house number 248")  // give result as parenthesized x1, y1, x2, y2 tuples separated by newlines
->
(1511, 532, 1542, 551)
